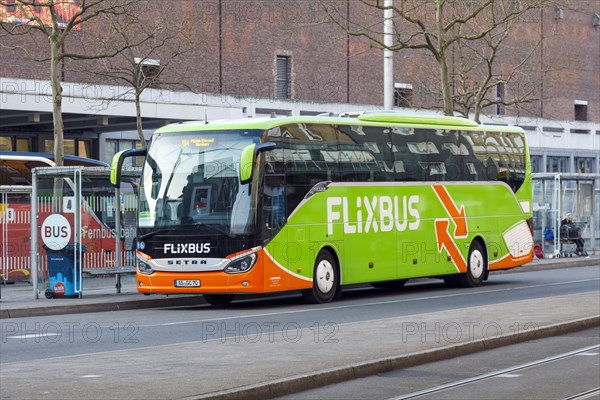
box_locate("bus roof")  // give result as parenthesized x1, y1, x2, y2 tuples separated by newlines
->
(154, 112, 525, 134)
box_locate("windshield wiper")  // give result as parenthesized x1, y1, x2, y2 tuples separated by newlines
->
(138, 227, 179, 240)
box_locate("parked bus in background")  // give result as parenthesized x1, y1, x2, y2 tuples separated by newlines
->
(111, 112, 534, 305)
(0, 152, 123, 282)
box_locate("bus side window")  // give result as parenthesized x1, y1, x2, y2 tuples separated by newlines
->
(459, 131, 488, 182)
(337, 125, 391, 182)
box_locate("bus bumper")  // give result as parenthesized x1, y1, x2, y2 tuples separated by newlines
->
(135, 248, 313, 294)
(136, 268, 263, 294)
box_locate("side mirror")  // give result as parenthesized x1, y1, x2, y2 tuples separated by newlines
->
(110, 148, 147, 187)
(239, 142, 276, 185)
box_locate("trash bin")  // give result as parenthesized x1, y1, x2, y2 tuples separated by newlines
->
(44, 243, 87, 299)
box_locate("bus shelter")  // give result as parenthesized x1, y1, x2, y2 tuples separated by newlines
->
(532, 173, 598, 258)
(29, 166, 139, 299)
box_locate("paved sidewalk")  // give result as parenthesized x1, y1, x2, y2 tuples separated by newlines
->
(0, 256, 596, 319)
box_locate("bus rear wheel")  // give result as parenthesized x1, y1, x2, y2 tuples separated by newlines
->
(203, 294, 235, 306)
(456, 240, 487, 287)
(302, 249, 339, 304)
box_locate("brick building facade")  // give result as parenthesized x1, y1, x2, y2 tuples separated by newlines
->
(1, 0, 598, 166)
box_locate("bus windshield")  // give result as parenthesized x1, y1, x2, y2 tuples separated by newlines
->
(138, 130, 262, 237)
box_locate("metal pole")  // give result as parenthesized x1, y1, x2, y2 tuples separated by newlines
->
(383, 0, 394, 110)
(30, 169, 39, 299)
(591, 178, 596, 253)
(554, 174, 561, 256)
(75, 168, 82, 298)
(115, 186, 122, 293)
(1, 192, 6, 286)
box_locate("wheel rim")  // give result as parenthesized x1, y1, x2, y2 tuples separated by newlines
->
(469, 249, 484, 279)
(316, 259, 335, 294)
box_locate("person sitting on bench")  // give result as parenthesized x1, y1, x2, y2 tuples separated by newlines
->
(560, 214, 587, 256)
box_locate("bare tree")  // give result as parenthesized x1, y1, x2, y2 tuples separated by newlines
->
(0, 0, 151, 166)
(85, 3, 194, 147)
(323, 0, 549, 118)
(450, 3, 544, 122)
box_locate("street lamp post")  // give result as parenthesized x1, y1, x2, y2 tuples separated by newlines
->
(383, 0, 394, 110)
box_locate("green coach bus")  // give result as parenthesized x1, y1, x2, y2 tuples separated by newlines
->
(111, 112, 533, 305)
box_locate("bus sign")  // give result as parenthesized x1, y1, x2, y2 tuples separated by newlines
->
(41, 213, 71, 251)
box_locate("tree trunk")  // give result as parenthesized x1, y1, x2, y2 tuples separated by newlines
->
(135, 91, 147, 147)
(439, 56, 454, 116)
(473, 105, 481, 124)
(50, 39, 65, 167)
(435, 1, 454, 116)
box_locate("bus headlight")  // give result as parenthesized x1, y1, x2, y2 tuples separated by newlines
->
(137, 252, 154, 275)
(138, 260, 154, 275)
(225, 252, 257, 274)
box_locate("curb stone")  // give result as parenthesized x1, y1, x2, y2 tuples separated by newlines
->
(0, 295, 206, 319)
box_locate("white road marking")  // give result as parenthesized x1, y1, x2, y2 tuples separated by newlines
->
(6, 333, 60, 340)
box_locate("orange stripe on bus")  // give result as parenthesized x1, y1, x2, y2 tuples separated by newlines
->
(489, 249, 533, 270)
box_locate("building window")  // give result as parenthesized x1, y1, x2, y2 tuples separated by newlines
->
(531, 155, 542, 173)
(495, 83, 505, 115)
(44, 139, 77, 156)
(574, 101, 588, 121)
(16, 138, 31, 152)
(575, 157, 595, 173)
(45, 139, 76, 156)
(394, 83, 413, 108)
(44, 139, 89, 158)
(0, 137, 12, 151)
(0, 136, 32, 152)
(78, 140, 92, 158)
(105, 140, 118, 165)
(546, 156, 569, 173)
(105, 139, 141, 167)
(276, 55, 290, 99)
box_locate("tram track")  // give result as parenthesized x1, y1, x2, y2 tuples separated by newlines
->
(389, 344, 600, 400)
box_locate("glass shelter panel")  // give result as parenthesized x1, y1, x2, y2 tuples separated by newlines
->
(532, 173, 598, 258)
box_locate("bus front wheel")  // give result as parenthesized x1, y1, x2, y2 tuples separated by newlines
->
(203, 294, 235, 306)
(302, 250, 339, 304)
(456, 240, 487, 287)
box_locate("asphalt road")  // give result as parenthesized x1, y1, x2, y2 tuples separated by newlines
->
(277, 328, 600, 400)
(2, 265, 598, 365)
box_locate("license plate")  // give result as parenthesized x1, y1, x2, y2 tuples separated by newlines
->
(174, 280, 200, 287)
